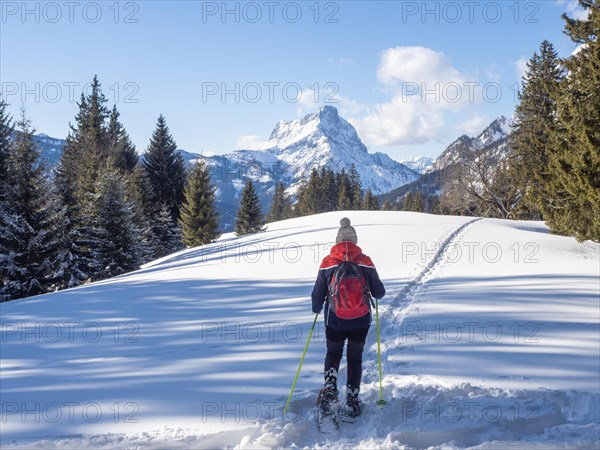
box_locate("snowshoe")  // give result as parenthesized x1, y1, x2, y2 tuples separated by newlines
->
(316, 386, 339, 433)
(340, 386, 361, 423)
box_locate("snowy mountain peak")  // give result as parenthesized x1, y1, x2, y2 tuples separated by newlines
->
(259, 106, 418, 194)
(315, 104, 342, 129)
(477, 115, 511, 147)
(431, 116, 513, 172)
(267, 105, 358, 152)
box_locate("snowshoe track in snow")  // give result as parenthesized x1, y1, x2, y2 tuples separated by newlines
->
(390, 217, 482, 311)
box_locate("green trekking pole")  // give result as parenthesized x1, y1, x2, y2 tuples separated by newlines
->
(375, 297, 387, 407)
(283, 312, 319, 414)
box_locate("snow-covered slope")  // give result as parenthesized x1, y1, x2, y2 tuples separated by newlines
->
(1, 212, 598, 449)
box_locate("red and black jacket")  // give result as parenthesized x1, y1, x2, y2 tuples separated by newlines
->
(311, 241, 385, 330)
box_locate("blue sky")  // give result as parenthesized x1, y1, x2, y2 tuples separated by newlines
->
(0, 1, 586, 160)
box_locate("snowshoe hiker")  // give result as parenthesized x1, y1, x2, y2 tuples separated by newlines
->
(311, 217, 385, 421)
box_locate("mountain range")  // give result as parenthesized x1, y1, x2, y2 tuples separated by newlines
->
(32, 106, 420, 228)
(29, 107, 512, 228)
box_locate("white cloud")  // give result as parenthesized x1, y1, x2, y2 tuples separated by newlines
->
(514, 57, 528, 81)
(377, 46, 468, 88)
(350, 97, 446, 146)
(351, 46, 480, 146)
(571, 7, 589, 20)
(556, 0, 590, 19)
(236, 134, 270, 150)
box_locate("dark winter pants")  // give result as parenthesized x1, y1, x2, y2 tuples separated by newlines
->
(324, 326, 369, 389)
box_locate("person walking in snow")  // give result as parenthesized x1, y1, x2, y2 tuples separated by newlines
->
(311, 217, 385, 419)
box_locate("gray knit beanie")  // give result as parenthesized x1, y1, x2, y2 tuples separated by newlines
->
(336, 217, 358, 244)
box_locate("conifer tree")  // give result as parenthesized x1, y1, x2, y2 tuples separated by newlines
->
(67, 76, 110, 195)
(362, 189, 379, 210)
(402, 192, 414, 211)
(45, 195, 93, 291)
(413, 192, 425, 212)
(0, 100, 12, 192)
(107, 105, 138, 173)
(296, 168, 321, 216)
(143, 115, 185, 222)
(0, 110, 54, 299)
(235, 179, 265, 235)
(545, 1, 600, 241)
(382, 199, 394, 211)
(337, 169, 352, 210)
(292, 180, 305, 218)
(0, 102, 18, 300)
(91, 168, 141, 279)
(510, 40, 564, 218)
(51, 160, 98, 290)
(322, 168, 338, 211)
(180, 161, 221, 247)
(349, 164, 363, 209)
(152, 203, 183, 258)
(129, 163, 160, 262)
(266, 182, 292, 223)
(52, 76, 110, 288)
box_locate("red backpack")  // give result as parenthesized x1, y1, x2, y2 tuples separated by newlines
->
(327, 257, 372, 319)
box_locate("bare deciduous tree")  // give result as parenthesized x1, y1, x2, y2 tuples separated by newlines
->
(439, 146, 521, 219)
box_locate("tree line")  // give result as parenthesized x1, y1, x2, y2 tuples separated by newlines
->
(435, 2, 599, 242)
(263, 165, 387, 224)
(0, 76, 264, 301)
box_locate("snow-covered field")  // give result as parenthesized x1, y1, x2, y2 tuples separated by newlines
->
(1, 212, 598, 449)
